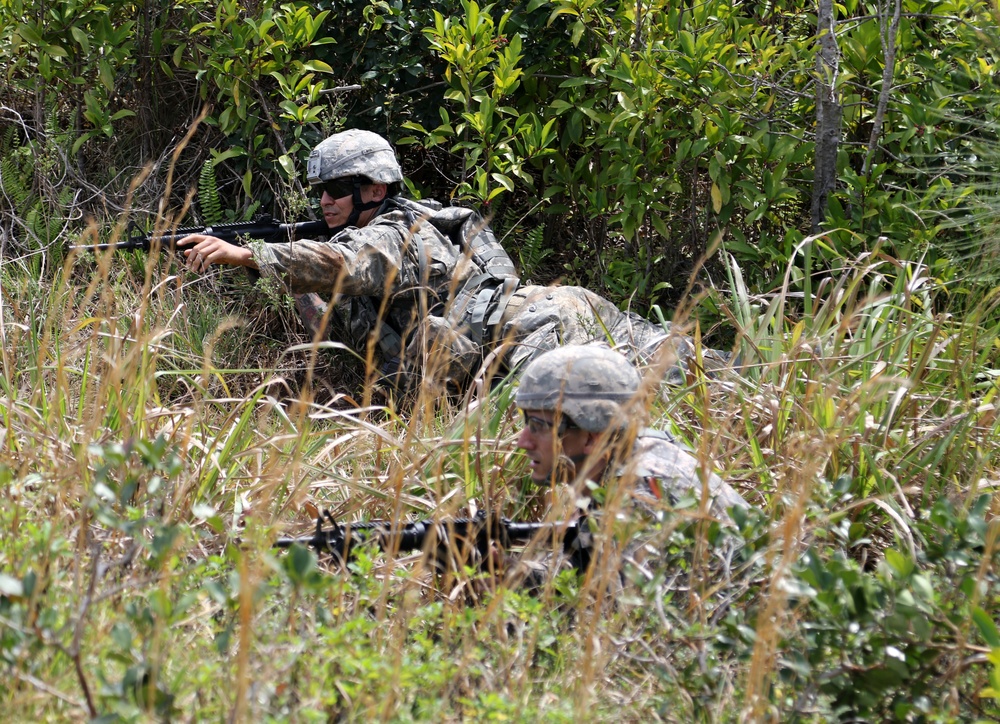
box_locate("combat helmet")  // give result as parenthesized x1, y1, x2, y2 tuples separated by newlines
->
(515, 345, 643, 433)
(306, 129, 404, 186)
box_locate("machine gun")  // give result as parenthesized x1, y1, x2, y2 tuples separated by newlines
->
(273, 510, 589, 570)
(68, 216, 331, 254)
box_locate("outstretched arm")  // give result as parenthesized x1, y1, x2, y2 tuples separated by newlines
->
(177, 234, 257, 273)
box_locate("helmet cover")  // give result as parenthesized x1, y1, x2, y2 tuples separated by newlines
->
(515, 344, 642, 433)
(306, 129, 404, 185)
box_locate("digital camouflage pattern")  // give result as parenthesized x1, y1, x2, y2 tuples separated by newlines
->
(306, 129, 404, 185)
(516, 344, 749, 522)
(255, 197, 484, 361)
(625, 431, 750, 521)
(495, 285, 724, 384)
(254, 194, 720, 389)
(255, 130, 732, 390)
(514, 344, 642, 432)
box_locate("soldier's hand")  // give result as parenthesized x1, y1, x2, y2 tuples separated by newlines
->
(177, 234, 256, 272)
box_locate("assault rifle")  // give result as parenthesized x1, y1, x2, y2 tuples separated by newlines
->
(68, 216, 330, 254)
(273, 510, 589, 570)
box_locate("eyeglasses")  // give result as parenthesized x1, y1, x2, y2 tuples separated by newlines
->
(316, 178, 357, 199)
(522, 411, 578, 435)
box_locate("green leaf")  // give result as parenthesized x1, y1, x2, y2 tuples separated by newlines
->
(286, 544, 316, 584)
(558, 77, 597, 88)
(884, 548, 914, 578)
(973, 607, 1000, 648)
(99, 59, 115, 92)
(70, 26, 90, 53)
(16, 23, 43, 45)
(209, 147, 246, 165)
(43, 44, 68, 59)
(302, 60, 333, 73)
(678, 31, 696, 57)
(491, 172, 514, 192)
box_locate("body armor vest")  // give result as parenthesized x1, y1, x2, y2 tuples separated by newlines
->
(386, 197, 521, 347)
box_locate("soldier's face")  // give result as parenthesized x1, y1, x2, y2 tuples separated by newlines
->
(320, 185, 356, 228)
(516, 409, 590, 484)
(319, 181, 387, 228)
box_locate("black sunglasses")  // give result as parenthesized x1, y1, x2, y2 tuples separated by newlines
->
(316, 178, 358, 199)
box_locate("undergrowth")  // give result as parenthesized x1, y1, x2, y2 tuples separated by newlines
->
(1, 214, 999, 721)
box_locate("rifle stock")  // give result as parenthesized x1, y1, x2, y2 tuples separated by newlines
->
(69, 216, 330, 253)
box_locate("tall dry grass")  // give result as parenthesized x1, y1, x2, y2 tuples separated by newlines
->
(1, 201, 999, 721)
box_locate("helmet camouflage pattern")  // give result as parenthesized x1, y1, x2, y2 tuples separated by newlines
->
(306, 129, 404, 185)
(515, 344, 642, 433)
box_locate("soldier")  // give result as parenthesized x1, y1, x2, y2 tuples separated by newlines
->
(514, 344, 748, 521)
(178, 129, 726, 391)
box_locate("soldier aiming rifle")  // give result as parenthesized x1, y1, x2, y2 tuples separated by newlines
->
(176, 129, 732, 393)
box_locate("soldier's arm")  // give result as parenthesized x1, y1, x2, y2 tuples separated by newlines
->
(254, 226, 406, 297)
(294, 293, 330, 338)
(253, 240, 348, 294)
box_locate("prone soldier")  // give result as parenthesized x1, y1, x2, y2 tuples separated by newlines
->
(178, 129, 728, 391)
(507, 343, 749, 586)
(514, 343, 748, 521)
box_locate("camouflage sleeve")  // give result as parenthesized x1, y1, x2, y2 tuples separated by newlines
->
(252, 225, 409, 297)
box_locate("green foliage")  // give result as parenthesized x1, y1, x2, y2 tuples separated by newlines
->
(394, 0, 1000, 306)
(3, 0, 998, 306)
(0, 126, 32, 212)
(182, 0, 336, 199)
(769, 491, 1000, 719)
(197, 159, 223, 226)
(4, 5, 1000, 718)
(0, 122, 73, 265)
(401, 1, 557, 205)
(0, 0, 138, 153)
(513, 222, 550, 280)
(0, 0, 338, 216)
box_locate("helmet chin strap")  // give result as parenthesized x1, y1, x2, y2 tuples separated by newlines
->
(346, 176, 383, 228)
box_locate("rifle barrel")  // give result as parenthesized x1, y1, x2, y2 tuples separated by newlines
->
(68, 219, 331, 253)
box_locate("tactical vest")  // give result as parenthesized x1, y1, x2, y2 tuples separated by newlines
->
(379, 197, 521, 352)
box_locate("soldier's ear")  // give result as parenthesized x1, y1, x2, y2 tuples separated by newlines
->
(367, 183, 388, 201)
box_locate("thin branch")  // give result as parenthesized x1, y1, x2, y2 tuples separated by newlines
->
(11, 669, 88, 712)
(64, 542, 101, 719)
(862, 0, 903, 177)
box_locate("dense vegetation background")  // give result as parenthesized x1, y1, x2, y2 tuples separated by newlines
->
(3, 0, 1000, 720)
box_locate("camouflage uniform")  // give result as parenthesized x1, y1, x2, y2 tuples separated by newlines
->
(253, 196, 514, 367)
(621, 429, 750, 520)
(507, 344, 748, 588)
(514, 344, 749, 520)
(253, 129, 726, 388)
(254, 211, 717, 388)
